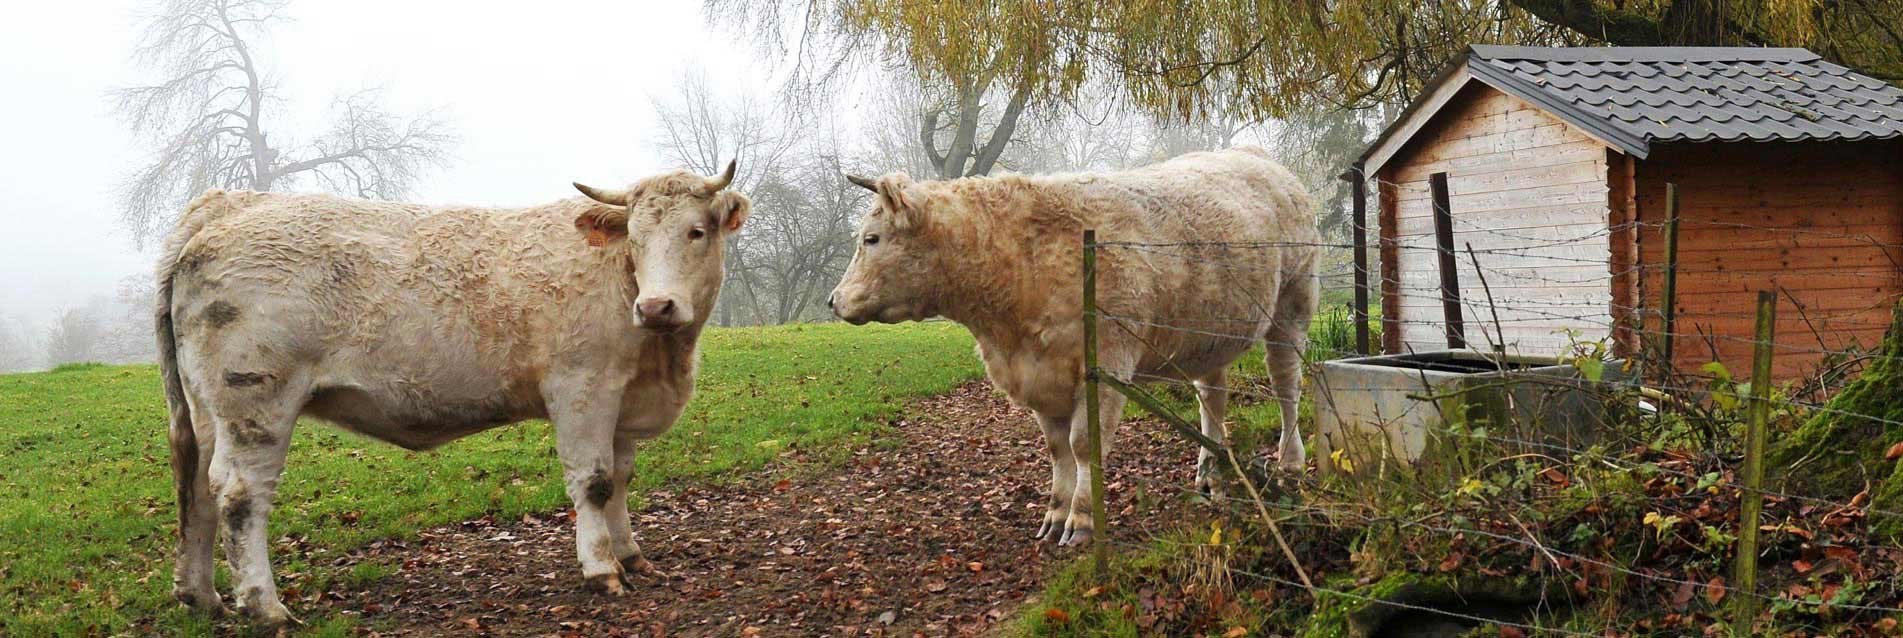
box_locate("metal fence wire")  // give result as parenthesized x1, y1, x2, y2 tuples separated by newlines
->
(1063, 179, 1903, 635)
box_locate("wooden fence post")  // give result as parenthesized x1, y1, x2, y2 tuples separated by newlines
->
(1348, 165, 1371, 355)
(1429, 172, 1465, 349)
(1733, 289, 1775, 636)
(1081, 229, 1108, 574)
(1660, 183, 1682, 375)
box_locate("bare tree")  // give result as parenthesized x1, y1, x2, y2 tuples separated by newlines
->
(44, 309, 104, 367)
(0, 315, 37, 373)
(650, 70, 795, 325)
(649, 70, 868, 325)
(113, 0, 456, 242)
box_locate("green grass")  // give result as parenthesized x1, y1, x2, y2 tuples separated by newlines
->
(0, 322, 978, 636)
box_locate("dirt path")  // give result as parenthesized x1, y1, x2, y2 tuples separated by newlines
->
(318, 382, 1207, 637)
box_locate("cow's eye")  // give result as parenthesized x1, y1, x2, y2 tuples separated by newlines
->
(688, 228, 706, 240)
(863, 234, 880, 246)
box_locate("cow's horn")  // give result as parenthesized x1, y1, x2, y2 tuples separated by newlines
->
(846, 174, 878, 192)
(574, 182, 630, 206)
(704, 159, 737, 193)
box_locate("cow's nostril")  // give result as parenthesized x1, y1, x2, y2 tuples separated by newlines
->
(637, 298, 678, 322)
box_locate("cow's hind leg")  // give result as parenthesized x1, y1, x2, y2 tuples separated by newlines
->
(1062, 386, 1127, 546)
(1193, 370, 1230, 499)
(203, 375, 305, 627)
(1266, 275, 1319, 471)
(171, 397, 222, 615)
(1034, 410, 1078, 543)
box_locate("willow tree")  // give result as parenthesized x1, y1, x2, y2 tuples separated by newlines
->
(714, 1, 1900, 132)
(1099, 0, 1902, 119)
(707, 0, 1095, 179)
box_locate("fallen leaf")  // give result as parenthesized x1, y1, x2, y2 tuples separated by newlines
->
(1043, 608, 1070, 624)
(1704, 576, 1726, 605)
(1671, 581, 1696, 609)
(1886, 441, 1903, 461)
(1793, 559, 1814, 573)
(1222, 627, 1248, 638)
(1500, 627, 1526, 638)
(1539, 467, 1569, 486)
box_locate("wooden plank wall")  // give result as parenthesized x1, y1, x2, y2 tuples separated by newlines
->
(1379, 84, 1613, 356)
(1635, 140, 1903, 381)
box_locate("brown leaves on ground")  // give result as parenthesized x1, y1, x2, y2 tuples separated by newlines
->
(312, 382, 1206, 636)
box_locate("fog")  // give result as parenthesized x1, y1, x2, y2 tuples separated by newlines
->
(0, 0, 761, 370)
(0, 0, 1368, 372)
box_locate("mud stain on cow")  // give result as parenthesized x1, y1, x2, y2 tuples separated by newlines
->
(230, 418, 275, 446)
(223, 498, 252, 535)
(585, 472, 613, 508)
(204, 301, 241, 329)
(224, 371, 275, 388)
(178, 247, 215, 275)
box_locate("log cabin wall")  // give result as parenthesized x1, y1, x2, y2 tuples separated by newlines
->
(1635, 140, 1903, 381)
(1379, 83, 1613, 356)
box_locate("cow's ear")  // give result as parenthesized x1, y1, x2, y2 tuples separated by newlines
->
(713, 191, 750, 233)
(574, 206, 630, 247)
(875, 173, 926, 230)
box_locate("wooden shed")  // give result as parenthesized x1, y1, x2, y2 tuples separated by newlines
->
(1352, 45, 1903, 381)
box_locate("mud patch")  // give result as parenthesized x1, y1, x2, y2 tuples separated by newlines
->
(314, 381, 1214, 636)
(203, 301, 240, 329)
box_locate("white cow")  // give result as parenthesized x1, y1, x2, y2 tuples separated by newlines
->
(157, 163, 748, 626)
(830, 147, 1319, 545)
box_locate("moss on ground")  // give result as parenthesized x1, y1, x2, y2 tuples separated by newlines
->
(1768, 299, 1903, 538)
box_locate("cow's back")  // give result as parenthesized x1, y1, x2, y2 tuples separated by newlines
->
(164, 191, 634, 448)
(1048, 148, 1319, 377)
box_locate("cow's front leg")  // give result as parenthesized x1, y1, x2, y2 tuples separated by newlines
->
(1033, 410, 1079, 543)
(605, 429, 665, 585)
(548, 384, 629, 594)
(1062, 385, 1127, 546)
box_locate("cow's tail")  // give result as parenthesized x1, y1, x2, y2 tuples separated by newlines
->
(160, 189, 230, 539)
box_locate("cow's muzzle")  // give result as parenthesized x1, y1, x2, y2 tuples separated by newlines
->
(636, 297, 687, 331)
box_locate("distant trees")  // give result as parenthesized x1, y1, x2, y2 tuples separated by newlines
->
(0, 317, 38, 373)
(113, 0, 456, 242)
(648, 71, 864, 326)
(707, 1, 1092, 179)
(43, 309, 104, 368)
(35, 277, 159, 369)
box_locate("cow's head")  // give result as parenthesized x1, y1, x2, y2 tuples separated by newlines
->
(572, 161, 749, 332)
(829, 172, 940, 325)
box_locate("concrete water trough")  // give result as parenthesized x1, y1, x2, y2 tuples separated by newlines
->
(1312, 349, 1629, 474)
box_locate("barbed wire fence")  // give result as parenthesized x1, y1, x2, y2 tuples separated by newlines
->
(1064, 178, 1903, 635)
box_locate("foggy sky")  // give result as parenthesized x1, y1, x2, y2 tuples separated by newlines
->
(0, 0, 760, 334)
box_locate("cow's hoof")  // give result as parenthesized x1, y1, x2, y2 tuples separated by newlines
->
(1035, 518, 1061, 543)
(173, 587, 226, 617)
(1195, 472, 1228, 500)
(1059, 526, 1094, 547)
(584, 573, 628, 596)
(239, 599, 299, 629)
(620, 555, 671, 581)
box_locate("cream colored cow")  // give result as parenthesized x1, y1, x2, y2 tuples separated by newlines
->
(830, 147, 1319, 545)
(157, 163, 747, 626)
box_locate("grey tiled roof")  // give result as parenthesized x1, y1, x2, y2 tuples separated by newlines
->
(1466, 45, 1903, 155)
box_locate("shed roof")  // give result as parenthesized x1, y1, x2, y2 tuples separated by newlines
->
(1357, 45, 1903, 173)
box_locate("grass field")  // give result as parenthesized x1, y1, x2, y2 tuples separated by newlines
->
(0, 322, 979, 636)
